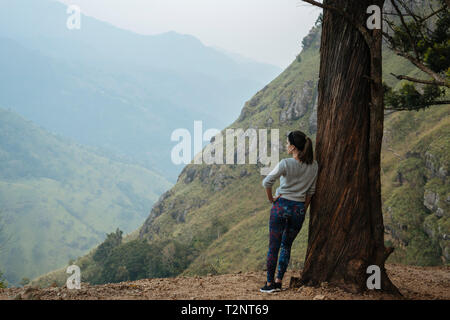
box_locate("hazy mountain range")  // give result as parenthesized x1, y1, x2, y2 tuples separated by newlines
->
(0, 0, 282, 286)
(0, 0, 282, 182)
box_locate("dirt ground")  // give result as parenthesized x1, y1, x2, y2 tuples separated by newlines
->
(1, 264, 449, 300)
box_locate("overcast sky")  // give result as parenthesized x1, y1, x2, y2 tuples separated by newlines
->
(56, 0, 320, 69)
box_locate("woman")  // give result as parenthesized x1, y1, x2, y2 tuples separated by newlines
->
(260, 130, 318, 293)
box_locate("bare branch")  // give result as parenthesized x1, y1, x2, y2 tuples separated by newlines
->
(385, 100, 450, 111)
(391, 0, 432, 42)
(392, 48, 448, 86)
(390, 73, 447, 87)
(420, 6, 447, 22)
(383, 18, 397, 35)
(397, 0, 420, 23)
(429, 100, 450, 106)
(382, 30, 396, 48)
(391, 0, 420, 59)
(382, 11, 413, 17)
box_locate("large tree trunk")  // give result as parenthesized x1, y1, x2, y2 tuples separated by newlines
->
(292, 0, 399, 294)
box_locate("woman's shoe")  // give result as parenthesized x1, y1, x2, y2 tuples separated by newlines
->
(273, 282, 282, 291)
(260, 282, 275, 293)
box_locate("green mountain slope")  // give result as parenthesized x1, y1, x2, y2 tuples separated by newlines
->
(0, 108, 173, 285)
(34, 24, 449, 287)
(382, 105, 449, 265)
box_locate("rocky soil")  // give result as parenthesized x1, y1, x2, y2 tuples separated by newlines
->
(1, 264, 448, 300)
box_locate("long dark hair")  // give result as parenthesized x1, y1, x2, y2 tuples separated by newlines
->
(287, 131, 314, 165)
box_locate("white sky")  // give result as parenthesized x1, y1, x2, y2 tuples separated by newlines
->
(56, 0, 320, 69)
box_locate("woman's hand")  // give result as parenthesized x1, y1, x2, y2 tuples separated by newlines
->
(265, 188, 282, 204)
(269, 194, 282, 204)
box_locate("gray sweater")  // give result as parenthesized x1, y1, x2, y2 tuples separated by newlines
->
(262, 158, 318, 202)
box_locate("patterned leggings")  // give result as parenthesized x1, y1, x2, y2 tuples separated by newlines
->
(266, 197, 306, 284)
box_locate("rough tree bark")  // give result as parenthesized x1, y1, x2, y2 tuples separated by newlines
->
(290, 0, 400, 294)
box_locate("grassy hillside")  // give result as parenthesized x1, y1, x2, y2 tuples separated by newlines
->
(0, 108, 173, 286)
(34, 23, 449, 287)
(382, 105, 449, 265)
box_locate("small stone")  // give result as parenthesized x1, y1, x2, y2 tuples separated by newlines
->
(313, 294, 326, 300)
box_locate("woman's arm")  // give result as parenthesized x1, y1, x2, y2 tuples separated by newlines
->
(265, 187, 274, 203)
(262, 160, 286, 203)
